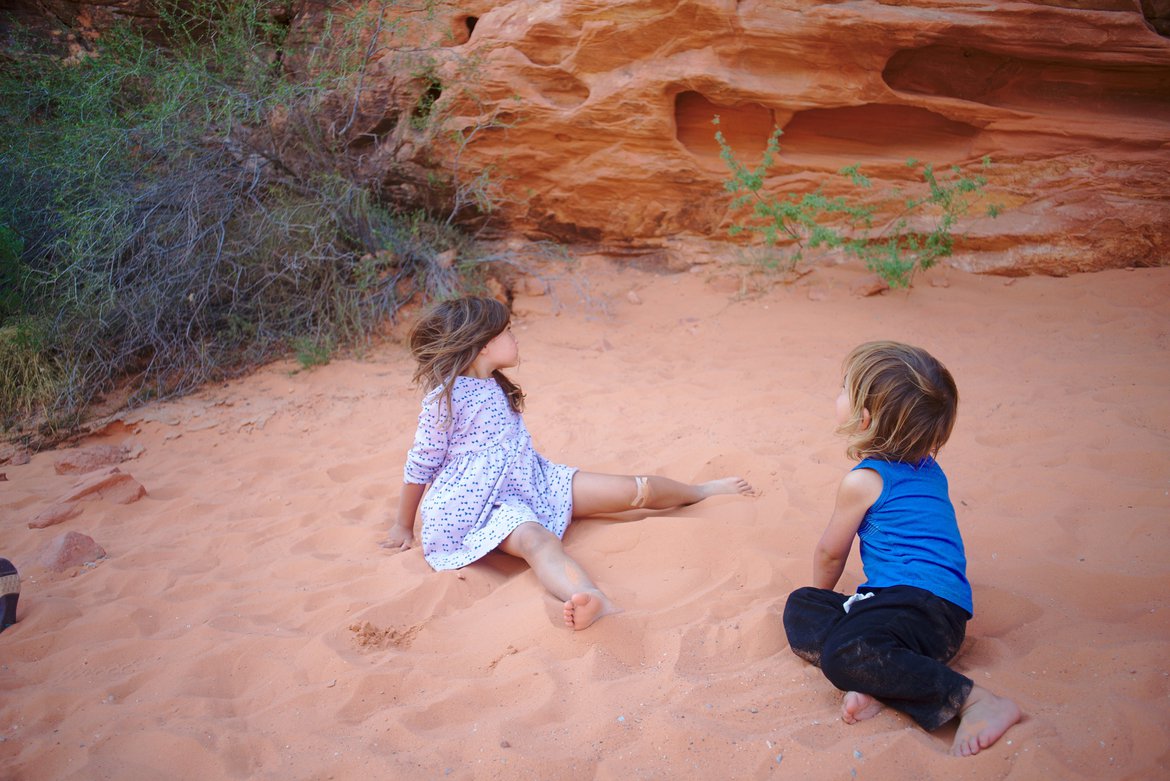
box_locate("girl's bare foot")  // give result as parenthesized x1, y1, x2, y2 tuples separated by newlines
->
(697, 476, 756, 499)
(950, 686, 1021, 757)
(841, 691, 884, 724)
(563, 591, 618, 630)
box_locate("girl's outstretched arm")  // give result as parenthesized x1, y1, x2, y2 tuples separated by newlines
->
(813, 468, 882, 590)
(388, 391, 450, 553)
(383, 482, 426, 552)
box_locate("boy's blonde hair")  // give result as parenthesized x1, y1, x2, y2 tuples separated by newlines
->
(409, 296, 525, 418)
(838, 341, 958, 463)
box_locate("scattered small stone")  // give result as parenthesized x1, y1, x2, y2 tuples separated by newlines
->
(1003, 278, 1017, 286)
(39, 531, 107, 572)
(851, 274, 889, 297)
(775, 753, 783, 765)
(28, 502, 82, 530)
(54, 444, 131, 475)
(326, 679, 337, 688)
(853, 749, 863, 759)
(807, 287, 829, 302)
(749, 707, 758, 714)
(62, 468, 147, 505)
(499, 740, 511, 749)
(626, 290, 642, 305)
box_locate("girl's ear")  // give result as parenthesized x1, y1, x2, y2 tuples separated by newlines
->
(860, 408, 872, 431)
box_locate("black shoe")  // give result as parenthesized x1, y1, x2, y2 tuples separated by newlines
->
(0, 558, 19, 631)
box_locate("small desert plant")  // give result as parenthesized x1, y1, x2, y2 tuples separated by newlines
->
(0, 320, 63, 429)
(715, 118, 997, 288)
(292, 335, 335, 370)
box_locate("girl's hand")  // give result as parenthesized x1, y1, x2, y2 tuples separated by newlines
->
(381, 523, 415, 553)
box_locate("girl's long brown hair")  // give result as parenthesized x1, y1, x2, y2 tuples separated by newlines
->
(408, 297, 525, 423)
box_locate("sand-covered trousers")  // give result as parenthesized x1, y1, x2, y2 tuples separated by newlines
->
(783, 585, 974, 730)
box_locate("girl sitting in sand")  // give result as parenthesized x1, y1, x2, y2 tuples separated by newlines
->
(382, 296, 753, 630)
(783, 341, 1020, 756)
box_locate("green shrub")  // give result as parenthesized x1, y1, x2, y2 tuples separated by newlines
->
(0, 2, 537, 440)
(0, 320, 63, 429)
(715, 118, 997, 289)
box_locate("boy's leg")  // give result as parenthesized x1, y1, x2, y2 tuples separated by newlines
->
(950, 684, 1021, 756)
(782, 586, 850, 666)
(819, 586, 972, 731)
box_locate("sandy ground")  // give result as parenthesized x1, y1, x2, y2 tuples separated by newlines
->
(1, 259, 1168, 780)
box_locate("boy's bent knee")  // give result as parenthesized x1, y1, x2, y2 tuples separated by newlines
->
(820, 637, 875, 692)
(783, 587, 848, 663)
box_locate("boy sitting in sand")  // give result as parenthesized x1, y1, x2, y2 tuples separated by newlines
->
(783, 341, 1020, 756)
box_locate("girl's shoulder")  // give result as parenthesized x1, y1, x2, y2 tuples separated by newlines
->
(422, 375, 502, 406)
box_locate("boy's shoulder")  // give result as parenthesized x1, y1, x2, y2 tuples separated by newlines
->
(856, 456, 942, 473)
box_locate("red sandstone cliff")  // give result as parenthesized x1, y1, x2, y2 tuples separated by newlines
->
(9, 0, 1170, 275)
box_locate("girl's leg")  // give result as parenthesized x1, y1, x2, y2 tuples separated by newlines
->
(498, 522, 617, 630)
(570, 471, 753, 518)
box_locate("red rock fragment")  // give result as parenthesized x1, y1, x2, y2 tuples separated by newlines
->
(28, 503, 82, 530)
(851, 275, 891, 297)
(63, 467, 147, 505)
(54, 444, 129, 475)
(39, 531, 107, 572)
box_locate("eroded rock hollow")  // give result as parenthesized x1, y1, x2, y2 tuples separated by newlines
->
(381, 0, 1170, 274)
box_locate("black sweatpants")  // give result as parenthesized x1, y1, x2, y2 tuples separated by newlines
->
(782, 585, 974, 730)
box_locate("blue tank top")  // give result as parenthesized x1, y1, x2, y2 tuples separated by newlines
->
(853, 457, 973, 616)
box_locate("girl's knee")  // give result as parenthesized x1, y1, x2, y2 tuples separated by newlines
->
(502, 522, 557, 558)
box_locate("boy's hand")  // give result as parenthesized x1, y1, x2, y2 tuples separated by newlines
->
(381, 523, 414, 553)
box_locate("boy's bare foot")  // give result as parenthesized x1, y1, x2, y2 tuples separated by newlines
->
(563, 591, 617, 630)
(950, 685, 1021, 757)
(698, 477, 756, 499)
(841, 691, 884, 724)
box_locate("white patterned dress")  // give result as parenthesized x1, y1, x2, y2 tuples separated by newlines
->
(404, 375, 578, 571)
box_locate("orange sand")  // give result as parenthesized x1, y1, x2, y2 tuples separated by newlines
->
(1, 260, 1168, 779)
